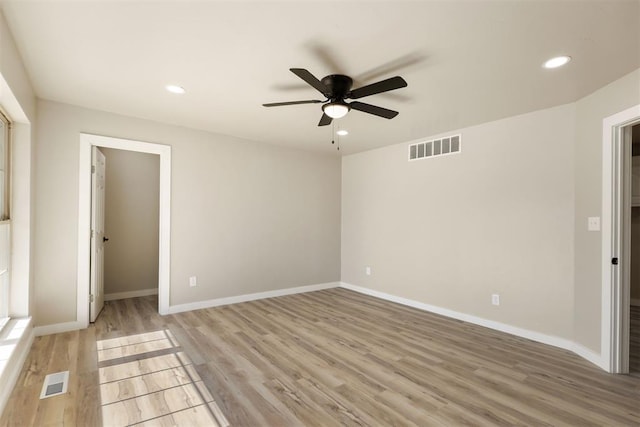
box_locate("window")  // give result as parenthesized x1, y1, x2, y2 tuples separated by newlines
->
(0, 112, 8, 220)
(0, 111, 10, 324)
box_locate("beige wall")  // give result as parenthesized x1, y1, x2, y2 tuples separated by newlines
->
(34, 100, 341, 326)
(102, 148, 160, 296)
(342, 68, 640, 353)
(0, 10, 35, 121)
(342, 104, 576, 339)
(573, 68, 640, 352)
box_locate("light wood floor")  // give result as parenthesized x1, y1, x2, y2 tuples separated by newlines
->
(2, 288, 640, 426)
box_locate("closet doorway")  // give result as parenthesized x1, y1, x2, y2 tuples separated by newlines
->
(77, 134, 171, 327)
(630, 123, 640, 375)
(101, 148, 160, 306)
(602, 105, 640, 374)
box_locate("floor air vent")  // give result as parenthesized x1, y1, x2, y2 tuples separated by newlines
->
(40, 371, 69, 399)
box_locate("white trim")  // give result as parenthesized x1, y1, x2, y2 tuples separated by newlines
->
(340, 282, 605, 369)
(631, 298, 640, 307)
(78, 133, 171, 329)
(0, 318, 34, 416)
(167, 282, 340, 314)
(105, 288, 158, 301)
(601, 104, 640, 373)
(571, 342, 605, 369)
(1, 78, 32, 319)
(33, 321, 84, 337)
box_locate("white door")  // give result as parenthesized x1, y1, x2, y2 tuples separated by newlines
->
(90, 147, 106, 322)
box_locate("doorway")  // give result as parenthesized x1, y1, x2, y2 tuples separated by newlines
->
(100, 147, 160, 309)
(602, 104, 640, 374)
(77, 134, 171, 328)
(630, 123, 640, 375)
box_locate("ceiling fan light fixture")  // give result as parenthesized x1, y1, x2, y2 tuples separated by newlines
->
(263, 68, 406, 127)
(323, 101, 350, 119)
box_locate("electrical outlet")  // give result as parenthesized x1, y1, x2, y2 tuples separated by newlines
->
(588, 217, 600, 231)
(365, 266, 371, 276)
(189, 276, 197, 287)
(491, 294, 500, 306)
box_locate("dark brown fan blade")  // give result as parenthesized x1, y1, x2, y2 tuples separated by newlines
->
(290, 68, 330, 96)
(350, 101, 399, 119)
(318, 113, 332, 126)
(348, 76, 407, 99)
(263, 100, 323, 107)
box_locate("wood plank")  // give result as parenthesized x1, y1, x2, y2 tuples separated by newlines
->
(1, 289, 639, 426)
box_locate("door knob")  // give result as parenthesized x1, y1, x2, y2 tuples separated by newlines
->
(103, 236, 109, 242)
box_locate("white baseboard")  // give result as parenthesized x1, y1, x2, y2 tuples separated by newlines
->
(631, 298, 640, 307)
(571, 342, 605, 369)
(339, 282, 604, 369)
(105, 287, 158, 301)
(0, 318, 34, 416)
(24, 281, 612, 372)
(33, 321, 85, 337)
(32, 283, 340, 332)
(167, 281, 340, 314)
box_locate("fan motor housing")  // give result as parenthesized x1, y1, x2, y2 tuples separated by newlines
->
(321, 74, 353, 100)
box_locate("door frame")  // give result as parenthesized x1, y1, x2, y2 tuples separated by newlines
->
(601, 104, 640, 373)
(77, 133, 171, 327)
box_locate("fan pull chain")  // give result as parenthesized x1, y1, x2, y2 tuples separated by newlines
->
(331, 121, 338, 150)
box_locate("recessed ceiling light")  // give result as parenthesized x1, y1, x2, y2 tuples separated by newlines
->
(543, 56, 571, 69)
(165, 84, 186, 94)
(337, 130, 348, 136)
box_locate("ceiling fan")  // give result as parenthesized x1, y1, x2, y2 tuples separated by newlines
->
(263, 68, 408, 126)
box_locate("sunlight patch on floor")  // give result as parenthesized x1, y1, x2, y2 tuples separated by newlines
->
(97, 329, 229, 426)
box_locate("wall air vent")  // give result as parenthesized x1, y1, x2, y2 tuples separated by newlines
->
(40, 371, 69, 399)
(409, 134, 461, 161)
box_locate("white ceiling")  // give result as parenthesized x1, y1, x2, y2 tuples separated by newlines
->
(1, 1, 639, 154)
